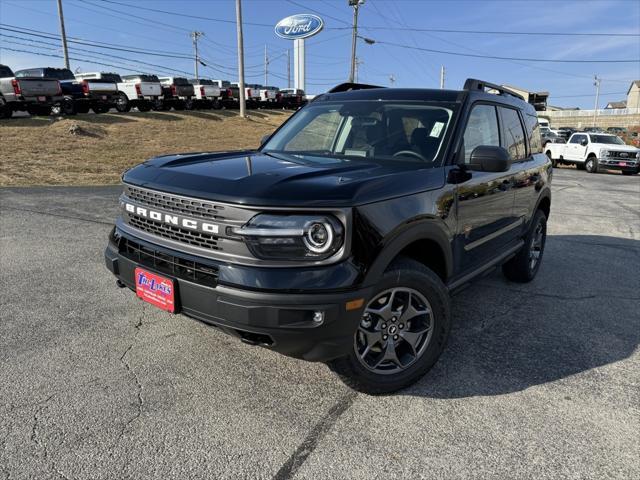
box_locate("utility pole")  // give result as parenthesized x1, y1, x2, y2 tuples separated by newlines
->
(440, 65, 445, 89)
(287, 49, 291, 88)
(191, 31, 204, 81)
(56, 0, 70, 69)
(264, 44, 268, 85)
(354, 57, 363, 83)
(348, 0, 364, 83)
(593, 75, 601, 127)
(235, 0, 246, 117)
(389, 74, 395, 87)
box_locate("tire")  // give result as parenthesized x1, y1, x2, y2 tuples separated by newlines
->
(621, 170, 635, 176)
(52, 98, 76, 116)
(502, 209, 547, 283)
(115, 94, 131, 113)
(136, 102, 151, 112)
(0, 100, 11, 119)
(91, 104, 109, 114)
(212, 99, 222, 110)
(184, 99, 193, 110)
(328, 257, 451, 395)
(173, 100, 185, 111)
(585, 156, 598, 173)
(576, 161, 586, 170)
(76, 102, 90, 114)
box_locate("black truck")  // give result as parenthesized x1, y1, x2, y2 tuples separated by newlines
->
(105, 79, 552, 394)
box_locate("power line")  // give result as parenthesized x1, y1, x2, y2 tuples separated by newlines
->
(373, 40, 640, 63)
(97, 0, 273, 27)
(0, 25, 193, 59)
(346, 25, 640, 38)
(552, 91, 627, 99)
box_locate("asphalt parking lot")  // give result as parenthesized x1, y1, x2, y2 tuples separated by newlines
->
(1, 168, 638, 479)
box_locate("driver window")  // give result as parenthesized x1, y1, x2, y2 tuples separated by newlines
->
(463, 105, 500, 164)
(284, 110, 342, 152)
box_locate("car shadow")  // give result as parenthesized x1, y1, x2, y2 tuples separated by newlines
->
(170, 111, 222, 121)
(72, 113, 137, 124)
(401, 234, 640, 398)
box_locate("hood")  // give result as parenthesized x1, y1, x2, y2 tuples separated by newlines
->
(122, 150, 445, 207)
(592, 143, 639, 152)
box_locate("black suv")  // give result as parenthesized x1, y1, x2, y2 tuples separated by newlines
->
(105, 79, 551, 394)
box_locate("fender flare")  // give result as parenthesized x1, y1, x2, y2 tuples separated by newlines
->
(533, 188, 552, 220)
(362, 220, 453, 287)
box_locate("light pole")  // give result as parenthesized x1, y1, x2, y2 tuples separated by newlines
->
(593, 75, 601, 127)
(235, 0, 246, 117)
(191, 31, 204, 81)
(348, 0, 365, 83)
(56, 0, 70, 69)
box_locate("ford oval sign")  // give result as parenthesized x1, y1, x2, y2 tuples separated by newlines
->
(275, 14, 324, 40)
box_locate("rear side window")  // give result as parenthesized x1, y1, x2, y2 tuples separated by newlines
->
(462, 104, 500, 164)
(499, 107, 527, 161)
(524, 113, 542, 154)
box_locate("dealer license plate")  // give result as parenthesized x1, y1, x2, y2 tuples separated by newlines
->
(38, 96, 46, 102)
(134, 268, 176, 313)
(618, 162, 627, 166)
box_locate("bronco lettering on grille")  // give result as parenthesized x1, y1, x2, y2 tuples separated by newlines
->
(124, 203, 219, 234)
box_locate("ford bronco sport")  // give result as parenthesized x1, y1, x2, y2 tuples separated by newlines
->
(105, 79, 552, 394)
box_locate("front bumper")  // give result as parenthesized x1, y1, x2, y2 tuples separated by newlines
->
(105, 236, 371, 362)
(599, 157, 639, 171)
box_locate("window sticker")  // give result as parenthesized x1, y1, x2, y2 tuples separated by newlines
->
(430, 122, 445, 137)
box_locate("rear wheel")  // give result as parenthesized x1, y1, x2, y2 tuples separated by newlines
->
(0, 100, 11, 119)
(328, 257, 450, 394)
(115, 94, 131, 113)
(136, 102, 151, 112)
(184, 99, 194, 110)
(585, 156, 598, 173)
(173, 100, 186, 111)
(76, 102, 90, 114)
(52, 98, 76, 116)
(502, 209, 547, 283)
(91, 103, 110, 114)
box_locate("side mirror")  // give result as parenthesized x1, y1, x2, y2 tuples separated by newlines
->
(581, 139, 588, 146)
(468, 145, 511, 173)
(260, 134, 271, 146)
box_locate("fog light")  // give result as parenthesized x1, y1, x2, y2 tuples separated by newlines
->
(312, 311, 324, 324)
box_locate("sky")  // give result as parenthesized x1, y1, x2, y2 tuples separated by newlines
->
(0, 0, 639, 108)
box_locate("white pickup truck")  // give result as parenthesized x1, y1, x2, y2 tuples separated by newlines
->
(116, 74, 162, 112)
(188, 78, 221, 109)
(546, 132, 639, 175)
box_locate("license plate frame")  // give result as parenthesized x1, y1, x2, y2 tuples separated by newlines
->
(618, 162, 628, 166)
(37, 96, 46, 102)
(134, 267, 177, 313)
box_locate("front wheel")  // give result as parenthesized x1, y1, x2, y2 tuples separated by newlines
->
(502, 209, 547, 283)
(136, 102, 151, 112)
(328, 258, 450, 394)
(585, 156, 598, 173)
(621, 170, 636, 176)
(115, 94, 131, 112)
(0, 100, 12, 119)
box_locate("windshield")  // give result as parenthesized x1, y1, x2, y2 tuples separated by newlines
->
(590, 134, 625, 145)
(262, 100, 457, 165)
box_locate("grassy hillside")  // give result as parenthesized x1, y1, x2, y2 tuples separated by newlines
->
(0, 110, 290, 186)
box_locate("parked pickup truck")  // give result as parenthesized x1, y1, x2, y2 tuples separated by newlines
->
(231, 82, 260, 107)
(15, 67, 85, 116)
(117, 74, 162, 112)
(188, 78, 221, 109)
(546, 132, 639, 175)
(158, 77, 195, 110)
(105, 79, 552, 394)
(74, 72, 121, 113)
(258, 85, 279, 105)
(211, 80, 236, 108)
(0, 64, 62, 118)
(279, 88, 306, 109)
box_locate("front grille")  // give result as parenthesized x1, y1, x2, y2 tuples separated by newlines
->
(608, 151, 637, 159)
(125, 185, 226, 220)
(119, 236, 219, 287)
(128, 216, 219, 250)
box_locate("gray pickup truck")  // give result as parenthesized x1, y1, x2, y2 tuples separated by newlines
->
(0, 64, 62, 118)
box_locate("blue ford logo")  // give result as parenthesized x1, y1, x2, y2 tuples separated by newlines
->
(275, 14, 324, 40)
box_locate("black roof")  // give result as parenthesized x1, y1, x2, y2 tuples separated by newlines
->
(314, 78, 536, 115)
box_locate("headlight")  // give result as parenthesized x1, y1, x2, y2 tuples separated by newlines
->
(233, 214, 344, 261)
(600, 149, 610, 157)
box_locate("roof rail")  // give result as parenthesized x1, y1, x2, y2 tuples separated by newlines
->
(463, 78, 524, 101)
(327, 82, 384, 93)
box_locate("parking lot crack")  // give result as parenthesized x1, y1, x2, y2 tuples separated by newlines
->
(272, 391, 357, 480)
(30, 393, 56, 460)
